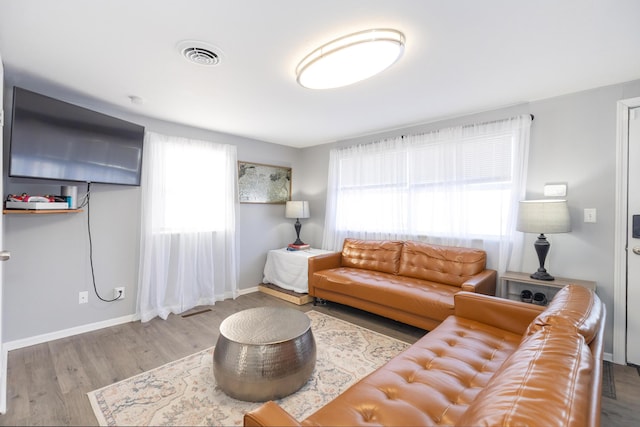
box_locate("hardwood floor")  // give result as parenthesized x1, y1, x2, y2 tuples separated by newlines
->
(0, 291, 638, 426)
(602, 362, 640, 426)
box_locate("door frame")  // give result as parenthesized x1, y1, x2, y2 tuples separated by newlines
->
(0, 53, 5, 414)
(614, 96, 640, 364)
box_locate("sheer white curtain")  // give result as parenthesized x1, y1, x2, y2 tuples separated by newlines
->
(137, 131, 239, 322)
(322, 115, 531, 273)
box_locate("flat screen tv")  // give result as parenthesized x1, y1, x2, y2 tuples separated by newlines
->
(9, 87, 144, 186)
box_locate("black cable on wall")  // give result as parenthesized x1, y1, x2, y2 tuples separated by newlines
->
(85, 182, 122, 303)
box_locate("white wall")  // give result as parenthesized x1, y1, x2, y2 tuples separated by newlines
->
(300, 79, 640, 355)
(5, 70, 640, 355)
(2, 76, 301, 342)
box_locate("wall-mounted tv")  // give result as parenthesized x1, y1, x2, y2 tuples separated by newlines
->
(9, 87, 145, 186)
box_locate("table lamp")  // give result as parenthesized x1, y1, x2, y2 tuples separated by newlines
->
(516, 199, 571, 281)
(285, 201, 310, 245)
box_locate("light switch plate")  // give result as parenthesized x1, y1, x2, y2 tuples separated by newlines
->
(584, 208, 597, 223)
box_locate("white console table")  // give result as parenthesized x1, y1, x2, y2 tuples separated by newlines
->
(262, 248, 334, 294)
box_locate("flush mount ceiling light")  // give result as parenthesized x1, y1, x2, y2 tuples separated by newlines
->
(296, 29, 405, 90)
(177, 40, 223, 67)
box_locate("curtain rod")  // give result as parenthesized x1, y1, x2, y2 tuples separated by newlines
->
(396, 114, 534, 140)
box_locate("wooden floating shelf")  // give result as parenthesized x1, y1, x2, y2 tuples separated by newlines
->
(3, 209, 84, 215)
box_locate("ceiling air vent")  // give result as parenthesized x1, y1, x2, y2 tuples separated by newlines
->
(177, 40, 223, 67)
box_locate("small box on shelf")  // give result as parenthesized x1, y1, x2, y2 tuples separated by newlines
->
(5, 201, 69, 210)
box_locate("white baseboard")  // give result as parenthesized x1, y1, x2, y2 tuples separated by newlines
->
(604, 352, 614, 363)
(3, 314, 136, 353)
(5, 288, 260, 353)
(240, 286, 259, 295)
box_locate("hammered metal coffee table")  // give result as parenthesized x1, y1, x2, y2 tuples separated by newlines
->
(213, 307, 316, 402)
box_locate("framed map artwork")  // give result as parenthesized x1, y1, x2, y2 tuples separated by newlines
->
(238, 161, 291, 204)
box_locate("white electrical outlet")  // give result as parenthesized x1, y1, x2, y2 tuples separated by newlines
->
(114, 287, 125, 300)
(79, 291, 88, 304)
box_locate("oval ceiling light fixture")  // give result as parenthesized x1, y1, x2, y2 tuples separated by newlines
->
(177, 40, 223, 67)
(296, 28, 405, 90)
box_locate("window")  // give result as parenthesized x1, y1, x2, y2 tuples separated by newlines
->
(152, 139, 232, 233)
(137, 131, 239, 322)
(323, 115, 532, 272)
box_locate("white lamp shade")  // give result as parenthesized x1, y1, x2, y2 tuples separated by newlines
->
(516, 200, 571, 234)
(285, 201, 310, 219)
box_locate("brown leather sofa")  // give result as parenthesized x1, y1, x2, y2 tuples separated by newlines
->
(245, 284, 605, 427)
(308, 238, 497, 331)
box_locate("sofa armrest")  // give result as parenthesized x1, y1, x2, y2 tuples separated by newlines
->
(454, 291, 544, 335)
(244, 401, 302, 427)
(308, 251, 342, 272)
(308, 252, 342, 295)
(460, 269, 497, 295)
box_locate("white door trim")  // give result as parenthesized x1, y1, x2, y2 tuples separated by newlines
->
(614, 96, 640, 364)
(0, 53, 5, 414)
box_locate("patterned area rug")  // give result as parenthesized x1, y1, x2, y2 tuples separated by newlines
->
(87, 311, 410, 426)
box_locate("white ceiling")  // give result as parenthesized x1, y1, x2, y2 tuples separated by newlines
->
(1, 0, 639, 148)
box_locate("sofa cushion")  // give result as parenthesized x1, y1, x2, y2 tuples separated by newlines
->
(458, 325, 593, 427)
(302, 315, 522, 427)
(313, 267, 458, 321)
(398, 241, 487, 287)
(526, 284, 602, 344)
(341, 238, 404, 274)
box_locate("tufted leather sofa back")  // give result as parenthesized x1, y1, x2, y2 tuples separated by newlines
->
(340, 239, 487, 286)
(398, 240, 487, 286)
(341, 239, 403, 274)
(526, 283, 603, 344)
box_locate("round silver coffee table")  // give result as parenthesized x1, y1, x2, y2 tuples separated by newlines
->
(213, 307, 316, 402)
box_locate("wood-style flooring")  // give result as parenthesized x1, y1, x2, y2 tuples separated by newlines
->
(0, 291, 637, 426)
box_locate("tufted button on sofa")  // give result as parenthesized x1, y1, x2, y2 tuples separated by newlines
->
(244, 284, 605, 427)
(308, 238, 497, 331)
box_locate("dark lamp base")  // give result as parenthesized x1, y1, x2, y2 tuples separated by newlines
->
(530, 269, 555, 281)
(531, 233, 555, 281)
(292, 219, 305, 246)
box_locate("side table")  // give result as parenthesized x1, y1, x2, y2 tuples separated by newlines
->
(261, 247, 334, 304)
(500, 271, 596, 303)
(213, 307, 316, 401)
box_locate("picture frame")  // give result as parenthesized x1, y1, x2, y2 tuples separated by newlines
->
(238, 161, 291, 204)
